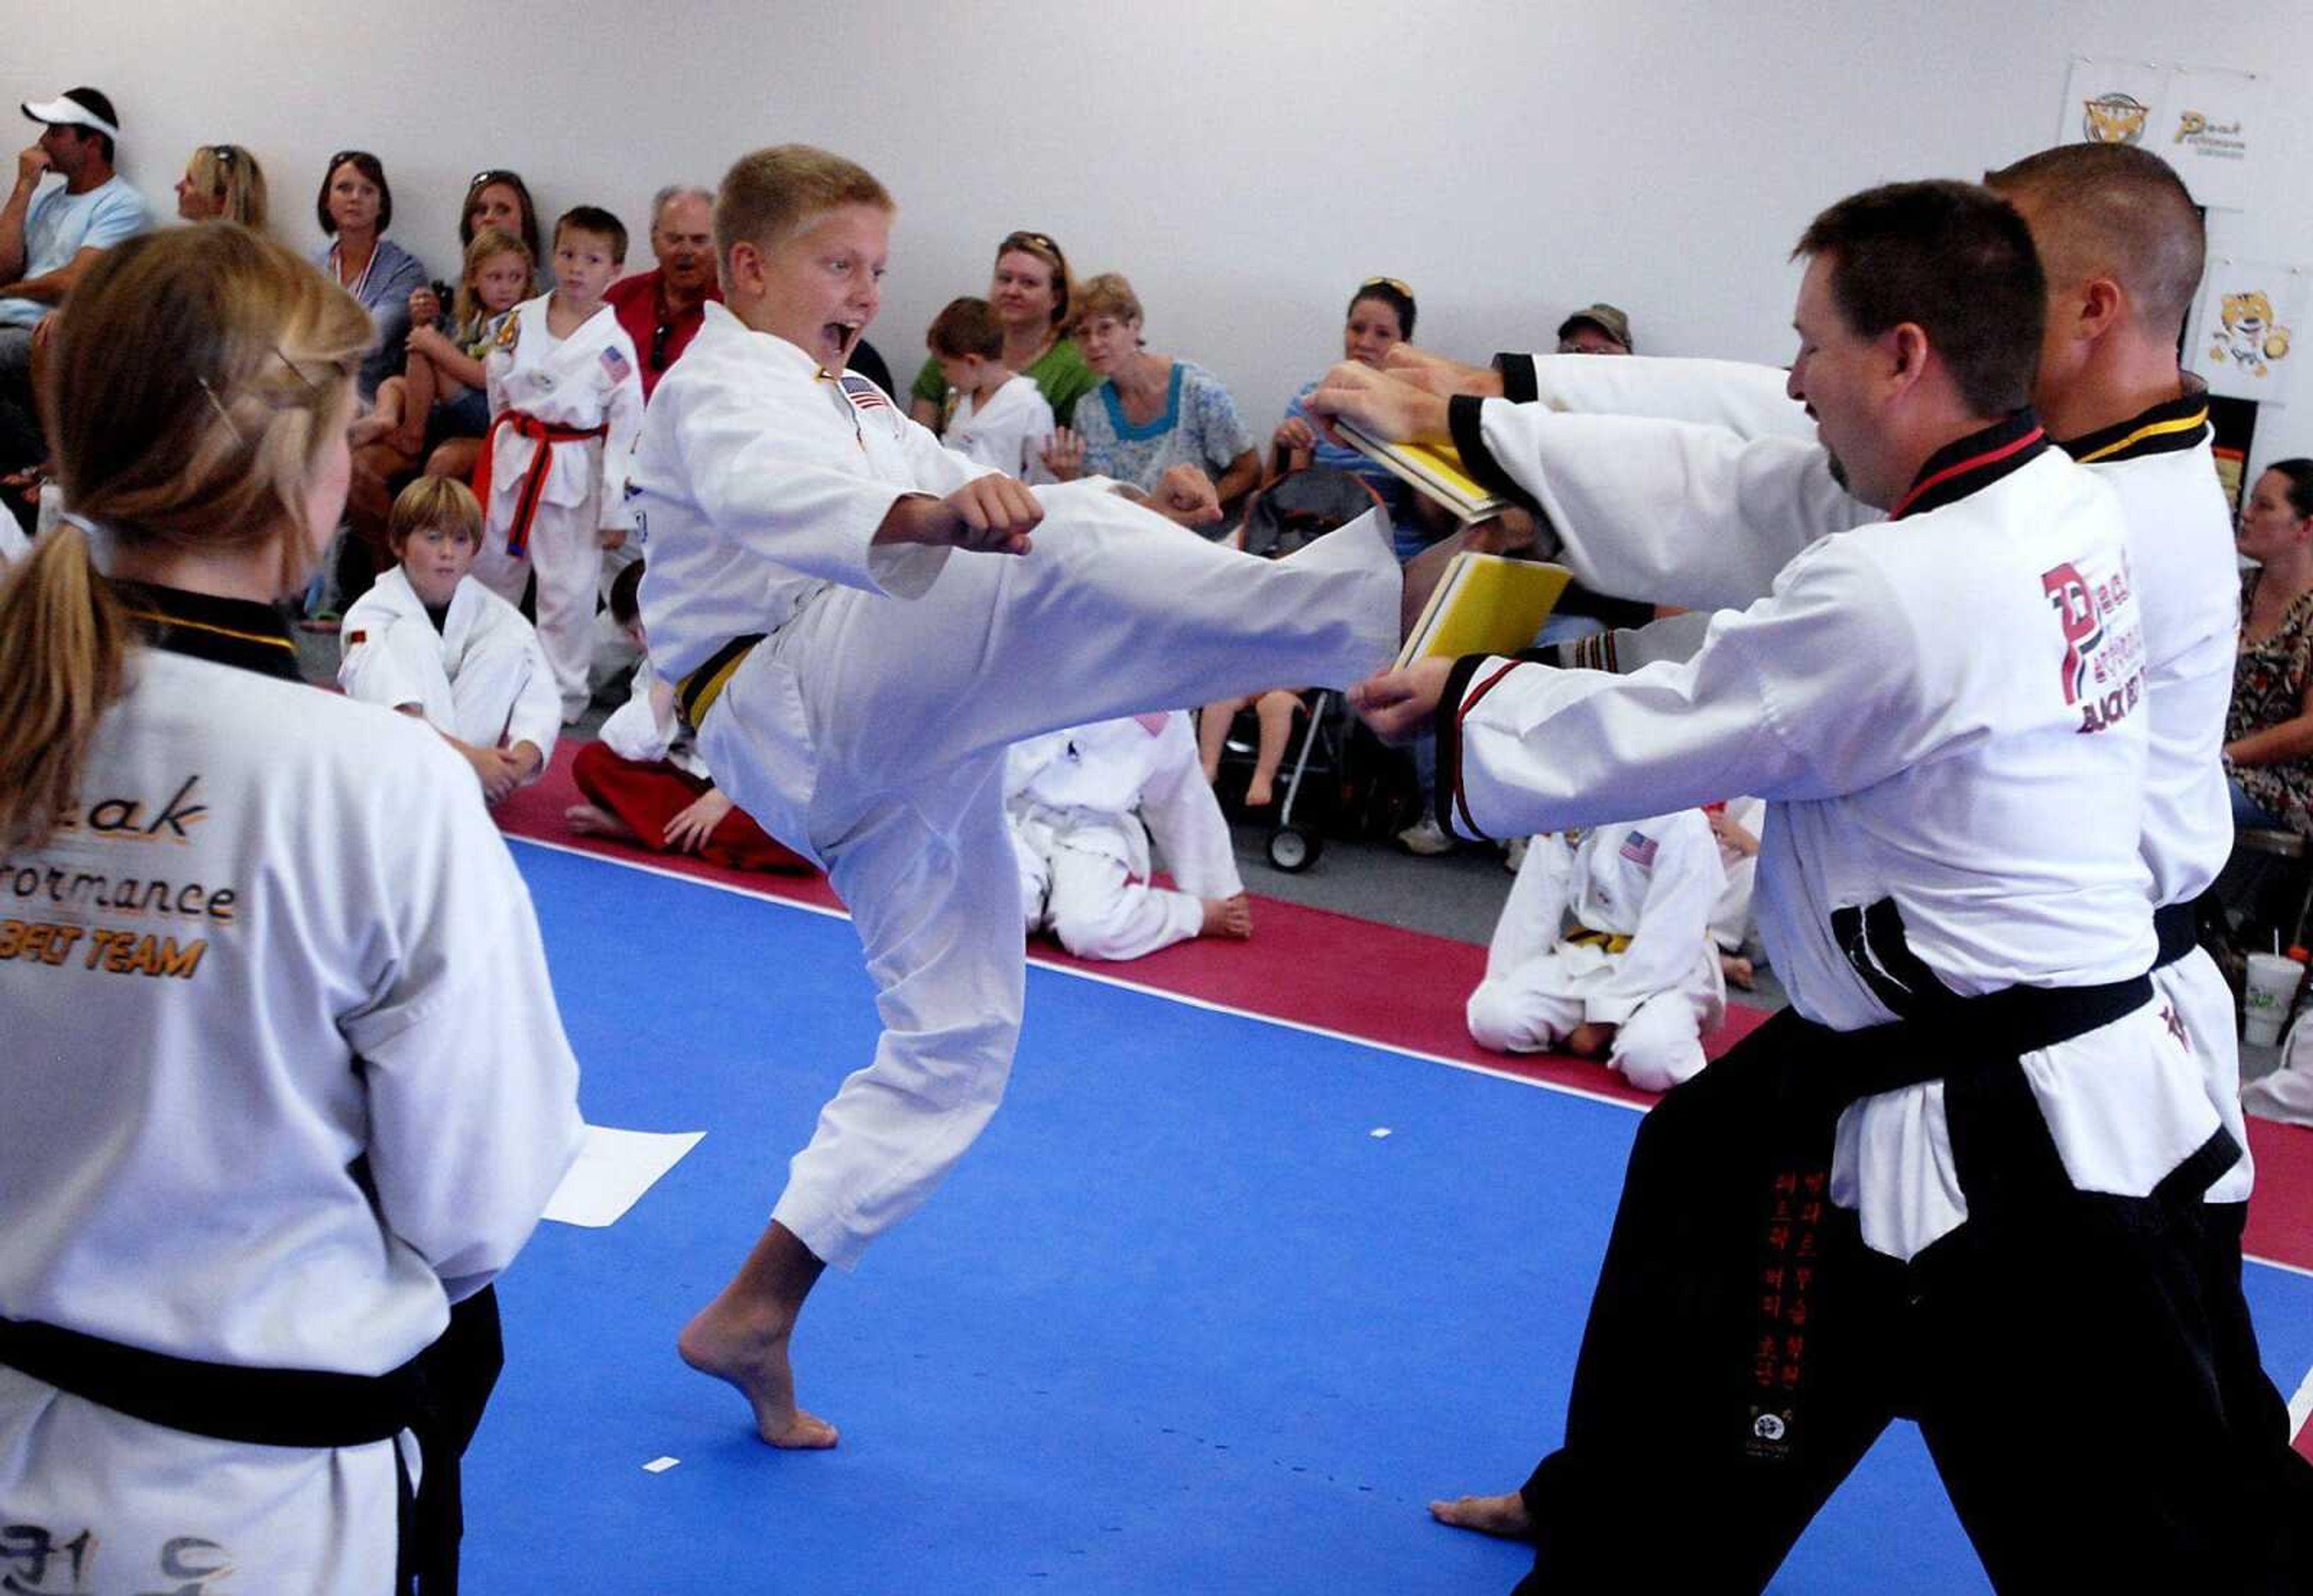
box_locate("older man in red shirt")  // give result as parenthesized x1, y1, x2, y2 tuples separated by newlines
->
(606, 184, 720, 402)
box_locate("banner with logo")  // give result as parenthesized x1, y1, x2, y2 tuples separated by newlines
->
(2056, 58, 2264, 210)
(2191, 260, 2304, 404)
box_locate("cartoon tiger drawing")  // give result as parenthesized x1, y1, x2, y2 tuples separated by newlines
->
(2209, 291, 2293, 378)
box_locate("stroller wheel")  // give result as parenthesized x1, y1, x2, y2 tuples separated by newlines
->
(1269, 825, 1322, 873)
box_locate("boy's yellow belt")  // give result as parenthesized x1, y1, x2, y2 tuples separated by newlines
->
(677, 632, 765, 729)
(1564, 927, 1634, 955)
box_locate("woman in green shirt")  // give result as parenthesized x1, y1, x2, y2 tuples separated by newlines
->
(909, 229, 1098, 429)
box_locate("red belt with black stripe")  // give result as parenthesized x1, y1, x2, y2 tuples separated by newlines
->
(473, 411, 608, 558)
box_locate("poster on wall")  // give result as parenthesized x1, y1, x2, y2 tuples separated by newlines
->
(2192, 260, 2303, 405)
(2155, 67, 2262, 211)
(2056, 57, 2263, 210)
(2059, 56, 2168, 150)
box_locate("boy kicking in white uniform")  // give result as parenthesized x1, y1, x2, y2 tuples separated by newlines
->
(632, 145, 1400, 1447)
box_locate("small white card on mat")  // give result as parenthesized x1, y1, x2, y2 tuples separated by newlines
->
(543, 1126, 705, 1227)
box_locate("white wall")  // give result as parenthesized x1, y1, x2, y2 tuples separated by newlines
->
(16, 0, 2313, 472)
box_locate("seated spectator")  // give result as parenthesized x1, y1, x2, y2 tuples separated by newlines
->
(353, 227, 532, 461)
(0, 87, 151, 472)
(1466, 809, 1727, 1092)
(2225, 460, 2313, 835)
(1270, 276, 1448, 558)
(1705, 796, 1766, 989)
(1046, 272, 1259, 507)
(459, 167, 543, 272)
(566, 561, 811, 873)
(910, 228, 1098, 429)
(173, 142, 267, 228)
(338, 477, 554, 803)
(1554, 300, 1635, 355)
(607, 184, 719, 401)
(311, 149, 428, 404)
(927, 296, 1054, 479)
(1008, 711, 1252, 961)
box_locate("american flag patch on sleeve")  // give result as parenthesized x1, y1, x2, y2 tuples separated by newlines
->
(1619, 830, 1658, 867)
(601, 346, 632, 383)
(839, 373, 890, 412)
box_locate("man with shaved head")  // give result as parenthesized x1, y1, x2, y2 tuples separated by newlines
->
(1358, 147, 2305, 1590)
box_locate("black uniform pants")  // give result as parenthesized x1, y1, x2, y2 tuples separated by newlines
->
(1511, 1009, 2300, 1595)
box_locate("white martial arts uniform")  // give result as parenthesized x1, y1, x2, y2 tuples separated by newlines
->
(477, 294, 645, 722)
(1708, 796, 1767, 956)
(941, 373, 1056, 482)
(1007, 711, 1243, 961)
(632, 302, 1396, 1270)
(338, 565, 561, 770)
(0, 585, 582, 1593)
(1439, 414, 2215, 1262)
(1476, 354, 2250, 1204)
(598, 655, 708, 776)
(1467, 811, 1727, 1091)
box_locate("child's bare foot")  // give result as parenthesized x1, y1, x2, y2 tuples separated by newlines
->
(564, 800, 637, 841)
(1565, 1020, 1615, 1058)
(1244, 781, 1275, 808)
(1721, 952, 1756, 991)
(346, 413, 393, 447)
(1200, 893, 1253, 939)
(678, 1295, 839, 1449)
(1429, 1490, 1534, 1540)
(387, 419, 429, 457)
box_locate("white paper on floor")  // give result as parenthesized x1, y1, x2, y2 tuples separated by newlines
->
(543, 1126, 705, 1227)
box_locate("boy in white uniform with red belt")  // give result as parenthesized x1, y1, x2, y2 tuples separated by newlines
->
(475, 205, 644, 722)
(632, 145, 1399, 1448)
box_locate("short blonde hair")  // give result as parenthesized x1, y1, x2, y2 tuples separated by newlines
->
(186, 142, 269, 230)
(714, 145, 893, 281)
(1073, 272, 1143, 330)
(388, 475, 484, 552)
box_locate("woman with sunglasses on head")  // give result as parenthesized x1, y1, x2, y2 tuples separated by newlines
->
(0, 223, 579, 1594)
(312, 150, 429, 405)
(908, 228, 1099, 431)
(1269, 278, 1441, 553)
(174, 143, 267, 229)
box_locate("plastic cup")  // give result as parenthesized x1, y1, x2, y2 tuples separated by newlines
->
(2242, 952, 2302, 1046)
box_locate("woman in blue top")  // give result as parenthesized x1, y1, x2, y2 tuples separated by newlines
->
(311, 151, 428, 403)
(1044, 272, 1258, 511)
(1269, 277, 1452, 561)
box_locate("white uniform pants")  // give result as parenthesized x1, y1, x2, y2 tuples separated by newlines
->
(1467, 967, 1713, 1093)
(717, 501, 1398, 1270)
(473, 497, 601, 723)
(340, 614, 533, 748)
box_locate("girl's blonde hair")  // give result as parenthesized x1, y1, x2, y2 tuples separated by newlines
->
(454, 225, 535, 329)
(185, 142, 269, 230)
(0, 223, 369, 849)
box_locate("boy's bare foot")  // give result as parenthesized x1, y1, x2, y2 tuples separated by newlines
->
(1200, 893, 1254, 939)
(1429, 1490, 1534, 1539)
(1565, 1020, 1615, 1058)
(564, 800, 637, 841)
(678, 1295, 839, 1449)
(1721, 952, 1756, 991)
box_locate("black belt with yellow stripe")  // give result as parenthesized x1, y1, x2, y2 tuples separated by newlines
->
(677, 632, 766, 730)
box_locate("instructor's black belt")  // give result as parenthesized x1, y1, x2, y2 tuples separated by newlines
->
(2152, 900, 2199, 973)
(0, 1312, 426, 1448)
(678, 632, 764, 730)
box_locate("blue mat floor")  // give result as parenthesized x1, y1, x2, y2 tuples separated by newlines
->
(463, 840, 2313, 1594)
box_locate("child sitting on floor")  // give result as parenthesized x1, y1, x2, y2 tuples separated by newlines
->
(338, 476, 555, 803)
(565, 561, 810, 873)
(927, 296, 1055, 480)
(1466, 807, 1727, 1091)
(1008, 709, 1251, 960)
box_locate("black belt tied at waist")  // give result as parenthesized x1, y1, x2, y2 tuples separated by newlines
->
(0, 1286, 503, 1596)
(2151, 900, 2199, 973)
